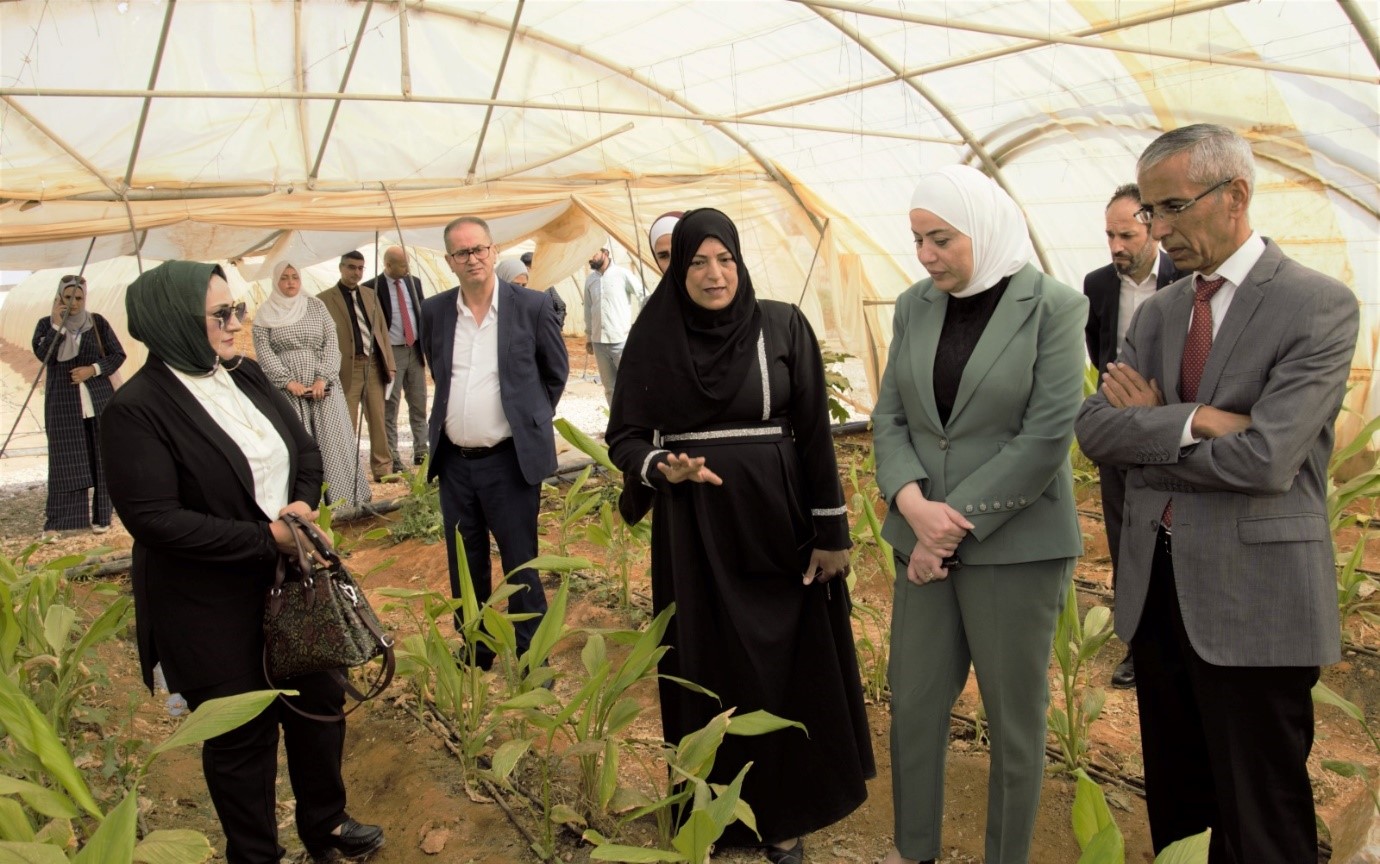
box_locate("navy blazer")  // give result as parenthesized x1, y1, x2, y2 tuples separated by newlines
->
(1083, 250, 1180, 378)
(419, 279, 568, 486)
(366, 272, 427, 367)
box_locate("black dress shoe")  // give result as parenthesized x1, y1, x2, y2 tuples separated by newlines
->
(312, 818, 384, 861)
(390, 460, 405, 474)
(1111, 652, 1135, 689)
(413, 452, 428, 466)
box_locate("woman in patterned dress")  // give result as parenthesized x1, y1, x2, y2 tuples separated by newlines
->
(252, 262, 371, 507)
(32, 273, 126, 533)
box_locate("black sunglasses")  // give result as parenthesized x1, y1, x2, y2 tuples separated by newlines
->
(206, 302, 248, 329)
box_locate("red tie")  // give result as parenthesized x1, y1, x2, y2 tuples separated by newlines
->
(1164, 274, 1227, 527)
(394, 279, 415, 346)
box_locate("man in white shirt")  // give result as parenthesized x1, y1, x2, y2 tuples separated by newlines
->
(1082, 184, 1182, 689)
(419, 216, 568, 671)
(583, 243, 644, 406)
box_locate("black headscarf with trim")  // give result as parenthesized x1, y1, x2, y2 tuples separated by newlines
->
(609, 208, 762, 432)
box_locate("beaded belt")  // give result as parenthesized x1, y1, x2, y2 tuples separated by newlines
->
(654, 419, 791, 448)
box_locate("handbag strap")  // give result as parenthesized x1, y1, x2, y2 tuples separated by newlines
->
(265, 514, 396, 722)
(93, 319, 107, 358)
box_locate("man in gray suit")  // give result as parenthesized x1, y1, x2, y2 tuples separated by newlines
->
(1075, 124, 1358, 862)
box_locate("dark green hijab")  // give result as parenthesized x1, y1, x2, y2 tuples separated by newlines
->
(126, 261, 226, 375)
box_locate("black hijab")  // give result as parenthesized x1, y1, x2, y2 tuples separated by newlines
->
(610, 208, 762, 432)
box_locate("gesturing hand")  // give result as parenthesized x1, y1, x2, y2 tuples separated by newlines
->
(656, 452, 723, 486)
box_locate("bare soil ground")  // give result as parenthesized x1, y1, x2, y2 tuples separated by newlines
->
(10, 434, 1380, 864)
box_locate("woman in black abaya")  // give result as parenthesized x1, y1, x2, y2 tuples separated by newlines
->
(606, 208, 874, 863)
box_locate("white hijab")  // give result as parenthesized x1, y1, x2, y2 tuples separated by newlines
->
(253, 261, 309, 329)
(909, 165, 1034, 298)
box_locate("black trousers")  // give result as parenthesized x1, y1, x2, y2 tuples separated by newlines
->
(436, 437, 547, 668)
(1132, 529, 1320, 863)
(181, 671, 348, 864)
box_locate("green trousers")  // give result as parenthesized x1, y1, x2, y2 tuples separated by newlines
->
(888, 556, 1072, 863)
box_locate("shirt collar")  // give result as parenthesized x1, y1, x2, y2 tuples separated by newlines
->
(1200, 231, 1264, 288)
(456, 278, 499, 319)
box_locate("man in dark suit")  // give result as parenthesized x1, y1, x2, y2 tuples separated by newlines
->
(1082, 183, 1181, 689)
(1076, 124, 1358, 862)
(366, 245, 428, 473)
(420, 216, 568, 669)
(318, 251, 396, 482)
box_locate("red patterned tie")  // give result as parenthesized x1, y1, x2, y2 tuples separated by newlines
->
(394, 279, 415, 346)
(1164, 274, 1227, 527)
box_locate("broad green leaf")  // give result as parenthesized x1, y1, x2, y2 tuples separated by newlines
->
(41, 607, 76, 655)
(0, 799, 34, 843)
(605, 697, 643, 737)
(607, 786, 655, 814)
(1322, 759, 1368, 779)
(589, 845, 686, 862)
(671, 809, 719, 863)
(675, 712, 731, 779)
(0, 842, 70, 864)
(0, 676, 99, 817)
(490, 739, 532, 782)
(555, 418, 617, 471)
(582, 632, 608, 676)
(548, 804, 585, 826)
(498, 689, 558, 711)
(507, 556, 593, 576)
(42, 555, 89, 572)
(521, 577, 571, 669)
(598, 738, 619, 809)
(704, 763, 753, 837)
(33, 818, 73, 852)
(1071, 770, 1115, 849)
(1311, 680, 1364, 723)
(726, 710, 806, 738)
(67, 598, 131, 674)
(152, 691, 285, 756)
(71, 787, 137, 864)
(1076, 822, 1124, 864)
(1083, 605, 1112, 637)
(1154, 829, 1210, 863)
(132, 830, 214, 864)
(0, 778, 76, 820)
(657, 674, 718, 701)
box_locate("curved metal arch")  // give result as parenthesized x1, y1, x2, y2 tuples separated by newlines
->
(981, 114, 1379, 221)
(385, 0, 826, 233)
(799, 2, 1056, 274)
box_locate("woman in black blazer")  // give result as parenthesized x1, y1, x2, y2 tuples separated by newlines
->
(32, 273, 125, 533)
(101, 261, 383, 864)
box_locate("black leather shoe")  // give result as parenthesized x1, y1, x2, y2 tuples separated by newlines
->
(1111, 652, 1135, 689)
(390, 460, 405, 474)
(312, 818, 384, 861)
(413, 452, 428, 466)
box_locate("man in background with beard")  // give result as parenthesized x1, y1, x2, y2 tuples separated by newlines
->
(1082, 183, 1181, 689)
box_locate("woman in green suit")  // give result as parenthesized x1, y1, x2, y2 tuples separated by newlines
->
(874, 165, 1088, 864)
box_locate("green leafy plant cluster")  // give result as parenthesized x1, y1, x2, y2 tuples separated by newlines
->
(388, 454, 445, 545)
(1071, 770, 1208, 863)
(1049, 581, 1115, 774)
(1327, 410, 1380, 639)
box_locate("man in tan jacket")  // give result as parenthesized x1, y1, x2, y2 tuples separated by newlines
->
(318, 251, 396, 482)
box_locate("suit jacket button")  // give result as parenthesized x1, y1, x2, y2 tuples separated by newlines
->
(1007, 499, 1015, 508)
(965, 504, 975, 514)
(992, 501, 1002, 510)
(1018, 497, 1027, 505)
(979, 503, 988, 512)
(938, 437, 949, 450)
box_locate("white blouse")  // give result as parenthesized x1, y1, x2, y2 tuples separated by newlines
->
(168, 362, 291, 519)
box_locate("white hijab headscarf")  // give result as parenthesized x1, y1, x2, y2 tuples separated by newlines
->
(909, 165, 1034, 298)
(495, 258, 529, 285)
(253, 261, 309, 329)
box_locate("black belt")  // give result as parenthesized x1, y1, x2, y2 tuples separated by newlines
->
(454, 437, 514, 459)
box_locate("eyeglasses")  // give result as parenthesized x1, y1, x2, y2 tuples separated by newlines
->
(206, 302, 248, 330)
(1135, 178, 1233, 225)
(446, 244, 492, 262)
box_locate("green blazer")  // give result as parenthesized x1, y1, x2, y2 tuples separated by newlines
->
(873, 263, 1088, 566)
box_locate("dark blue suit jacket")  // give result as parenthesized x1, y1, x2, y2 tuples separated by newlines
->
(419, 279, 568, 486)
(1083, 250, 1180, 379)
(366, 272, 427, 367)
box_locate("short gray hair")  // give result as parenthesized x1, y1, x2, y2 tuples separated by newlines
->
(1137, 124, 1255, 196)
(442, 216, 491, 252)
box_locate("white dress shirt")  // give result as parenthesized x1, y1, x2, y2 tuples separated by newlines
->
(1179, 231, 1266, 445)
(1115, 254, 1163, 355)
(584, 263, 644, 345)
(444, 282, 512, 447)
(348, 288, 373, 356)
(169, 363, 291, 519)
